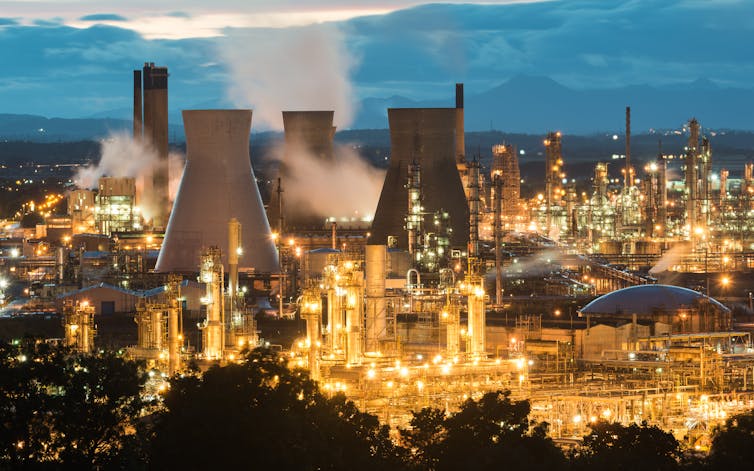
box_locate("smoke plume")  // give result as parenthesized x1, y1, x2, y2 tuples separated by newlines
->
(268, 141, 385, 221)
(219, 24, 357, 130)
(72, 131, 185, 221)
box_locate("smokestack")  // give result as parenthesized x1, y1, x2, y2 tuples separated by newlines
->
(156, 110, 278, 274)
(455, 83, 465, 164)
(268, 110, 336, 230)
(142, 63, 169, 228)
(133, 70, 142, 140)
(369, 108, 469, 249)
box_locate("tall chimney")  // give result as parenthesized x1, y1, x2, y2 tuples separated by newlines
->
(156, 110, 278, 274)
(133, 70, 142, 140)
(455, 83, 465, 163)
(142, 63, 169, 228)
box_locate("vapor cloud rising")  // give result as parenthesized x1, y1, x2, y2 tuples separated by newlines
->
(267, 141, 385, 221)
(73, 132, 185, 221)
(219, 24, 357, 130)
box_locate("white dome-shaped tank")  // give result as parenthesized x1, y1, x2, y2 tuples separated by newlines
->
(156, 109, 279, 273)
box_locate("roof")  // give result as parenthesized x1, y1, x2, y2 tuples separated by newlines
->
(579, 284, 729, 317)
(58, 282, 140, 299)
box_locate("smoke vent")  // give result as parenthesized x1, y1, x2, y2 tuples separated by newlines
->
(268, 110, 336, 231)
(369, 108, 469, 249)
(156, 110, 278, 274)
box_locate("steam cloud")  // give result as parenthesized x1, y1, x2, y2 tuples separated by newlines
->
(219, 24, 357, 130)
(268, 141, 385, 221)
(649, 242, 691, 274)
(72, 132, 184, 221)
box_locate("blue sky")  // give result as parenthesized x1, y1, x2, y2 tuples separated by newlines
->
(1, 0, 752, 127)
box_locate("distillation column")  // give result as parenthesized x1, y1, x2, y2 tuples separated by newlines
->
(300, 287, 322, 381)
(365, 245, 387, 354)
(344, 264, 364, 365)
(493, 175, 503, 305)
(406, 161, 423, 258)
(167, 275, 182, 375)
(441, 299, 460, 356)
(544, 132, 563, 234)
(466, 272, 486, 356)
(63, 299, 96, 354)
(200, 247, 224, 360)
(467, 159, 480, 257)
(686, 119, 700, 234)
(325, 259, 343, 353)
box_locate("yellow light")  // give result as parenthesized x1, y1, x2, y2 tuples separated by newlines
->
(367, 369, 376, 380)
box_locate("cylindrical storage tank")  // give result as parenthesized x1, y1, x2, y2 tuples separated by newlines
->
(156, 110, 278, 273)
(634, 241, 660, 255)
(467, 283, 486, 356)
(365, 245, 387, 353)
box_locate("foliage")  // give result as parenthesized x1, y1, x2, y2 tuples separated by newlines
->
(400, 390, 566, 471)
(707, 409, 754, 469)
(148, 348, 407, 471)
(0, 340, 150, 470)
(573, 420, 682, 471)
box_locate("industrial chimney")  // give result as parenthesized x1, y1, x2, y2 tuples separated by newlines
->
(156, 110, 279, 274)
(369, 108, 469, 249)
(133, 63, 169, 228)
(267, 110, 336, 231)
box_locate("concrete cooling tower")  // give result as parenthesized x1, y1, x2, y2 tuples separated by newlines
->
(268, 110, 336, 231)
(156, 110, 279, 274)
(369, 108, 469, 249)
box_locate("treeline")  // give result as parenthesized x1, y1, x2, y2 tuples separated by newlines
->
(1, 340, 752, 470)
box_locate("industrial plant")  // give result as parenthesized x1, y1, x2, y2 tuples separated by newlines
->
(3, 63, 754, 452)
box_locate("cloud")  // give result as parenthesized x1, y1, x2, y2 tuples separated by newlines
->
(79, 14, 128, 22)
(0, 18, 19, 26)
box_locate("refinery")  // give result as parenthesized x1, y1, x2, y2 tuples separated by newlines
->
(3, 63, 754, 452)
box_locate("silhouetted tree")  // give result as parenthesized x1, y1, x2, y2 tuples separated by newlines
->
(0, 340, 150, 469)
(400, 390, 566, 471)
(572, 420, 682, 471)
(707, 409, 754, 469)
(148, 348, 407, 470)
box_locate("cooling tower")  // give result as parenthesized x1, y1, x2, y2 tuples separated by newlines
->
(268, 110, 336, 231)
(369, 108, 469, 249)
(156, 110, 279, 274)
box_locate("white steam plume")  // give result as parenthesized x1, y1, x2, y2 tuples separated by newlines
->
(72, 132, 185, 222)
(268, 141, 385, 221)
(219, 24, 357, 130)
(649, 242, 691, 274)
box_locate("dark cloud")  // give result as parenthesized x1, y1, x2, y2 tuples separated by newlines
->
(79, 14, 129, 22)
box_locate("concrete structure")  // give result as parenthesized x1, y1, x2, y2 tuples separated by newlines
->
(369, 108, 469, 250)
(156, 110, 278, 274)
(135, 62, 169, 228)
(268, 110, 336, 231)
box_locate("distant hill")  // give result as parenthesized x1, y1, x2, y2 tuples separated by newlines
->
(0, 114, 184, 142)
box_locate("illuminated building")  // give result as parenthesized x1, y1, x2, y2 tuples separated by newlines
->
(95, 177, 138, 235)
